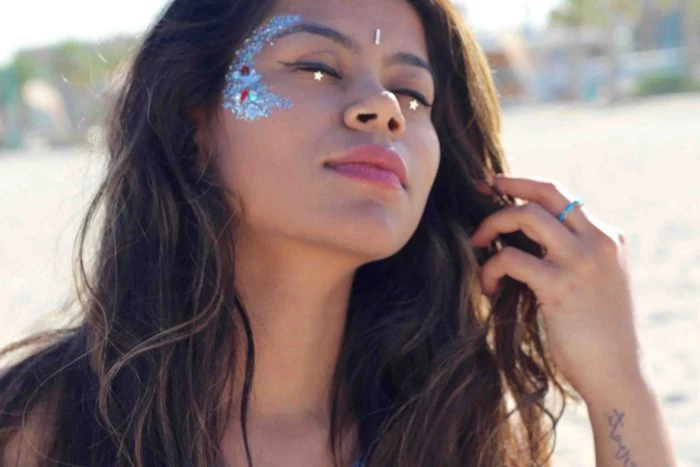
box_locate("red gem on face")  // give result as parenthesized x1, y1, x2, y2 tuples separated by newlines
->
(241, 65, 250, 75)
(240, 89, 249, 103)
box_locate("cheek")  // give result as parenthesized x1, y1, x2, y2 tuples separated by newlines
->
(211, 109, 320, 203)
(412, 125, 441, 192)
(218, 95, 335, 181)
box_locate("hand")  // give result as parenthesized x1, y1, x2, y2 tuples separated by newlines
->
(470, 175, 643, 401)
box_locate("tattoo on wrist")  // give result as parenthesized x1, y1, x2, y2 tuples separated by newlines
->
(607, 408, 638, 467)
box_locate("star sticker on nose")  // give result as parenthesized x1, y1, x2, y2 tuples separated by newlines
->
(314, 71, 324, 81)
(409, 99, 419, 110)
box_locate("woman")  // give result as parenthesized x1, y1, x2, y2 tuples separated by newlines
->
(0, 0, 677, 466)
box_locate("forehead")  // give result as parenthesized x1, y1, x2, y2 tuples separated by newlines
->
(268, 0, 428, 56)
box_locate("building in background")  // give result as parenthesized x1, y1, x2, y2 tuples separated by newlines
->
(473, 9, 694, 105)
(451, 0, 697, 105)
(0, 36, 136, 149)
(477, 31, 537, 106)
(1, 4, 698, 150)
(635, 2, 684, 50)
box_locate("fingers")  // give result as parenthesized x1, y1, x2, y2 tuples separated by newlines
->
(471, 202, 581, 262)
(479, 246, 559, 296)
(471, 174, 618, 296)
(489, 175, 593, 234)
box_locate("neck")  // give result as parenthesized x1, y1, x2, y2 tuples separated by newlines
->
(225, 228, 360, 426)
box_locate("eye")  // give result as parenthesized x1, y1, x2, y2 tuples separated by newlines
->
(288, 61, 341, 79)
(392, 88, 432, 108)
(278, 60, 432, 107)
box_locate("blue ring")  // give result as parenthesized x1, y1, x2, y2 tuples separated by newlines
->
(557, 198, 583, 222)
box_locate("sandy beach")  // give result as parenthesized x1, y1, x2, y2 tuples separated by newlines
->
(1, 94, 698, 465)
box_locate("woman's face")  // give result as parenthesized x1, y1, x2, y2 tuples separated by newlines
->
(213, 0, 440, 263)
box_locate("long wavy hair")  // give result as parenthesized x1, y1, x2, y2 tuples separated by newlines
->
(0, 0, 577, 465)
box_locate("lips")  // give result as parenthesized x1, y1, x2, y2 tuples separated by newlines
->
(324, 144, 408, 188)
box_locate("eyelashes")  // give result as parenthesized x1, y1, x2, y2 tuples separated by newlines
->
(293, 62, 341, 79)
(284, 61, 433, 108)
(392, 87, 432, 108)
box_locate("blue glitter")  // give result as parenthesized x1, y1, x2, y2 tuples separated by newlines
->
(222, 14, 303, 121)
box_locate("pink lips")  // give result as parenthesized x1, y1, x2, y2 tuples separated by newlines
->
(324, 144, 408, 190)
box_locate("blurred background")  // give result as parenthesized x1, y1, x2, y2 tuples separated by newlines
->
(0, 1, 698, 466)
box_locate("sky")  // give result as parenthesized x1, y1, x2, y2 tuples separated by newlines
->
(0, 0, 562, 66)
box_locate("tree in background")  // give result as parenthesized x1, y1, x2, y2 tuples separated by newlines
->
(3, 54, 44, 146)
(675, 0, 700, 73)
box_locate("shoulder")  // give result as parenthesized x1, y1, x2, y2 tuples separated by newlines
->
(2, 395, 57, 467)
(1, 332, 77, 466)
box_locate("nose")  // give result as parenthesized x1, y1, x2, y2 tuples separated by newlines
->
(343, 90, 406, 139)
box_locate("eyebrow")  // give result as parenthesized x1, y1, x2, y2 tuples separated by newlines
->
(272, 22, 435, 79)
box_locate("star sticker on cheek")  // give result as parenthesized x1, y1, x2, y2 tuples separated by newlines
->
(409, 99, 419, 110)
(314, 71, 324, 81)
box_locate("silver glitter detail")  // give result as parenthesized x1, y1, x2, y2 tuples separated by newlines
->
(222, 14, 303, 121)
(374, 28, 381, 45)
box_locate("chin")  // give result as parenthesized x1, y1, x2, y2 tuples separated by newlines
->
(331, 231, 412, 265)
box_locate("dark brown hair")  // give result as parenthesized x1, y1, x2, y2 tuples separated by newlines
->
(0, 0, 576, 465)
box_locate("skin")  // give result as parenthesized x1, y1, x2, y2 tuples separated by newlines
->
(0, 0, 677, 465)
(198, 0, 678, 464)
(472, 176, 677, 466)
(0, 0, 677, 463)
(202, 0, 440, 464)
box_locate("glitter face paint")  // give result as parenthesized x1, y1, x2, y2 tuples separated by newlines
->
(222, 14, 303, 121)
